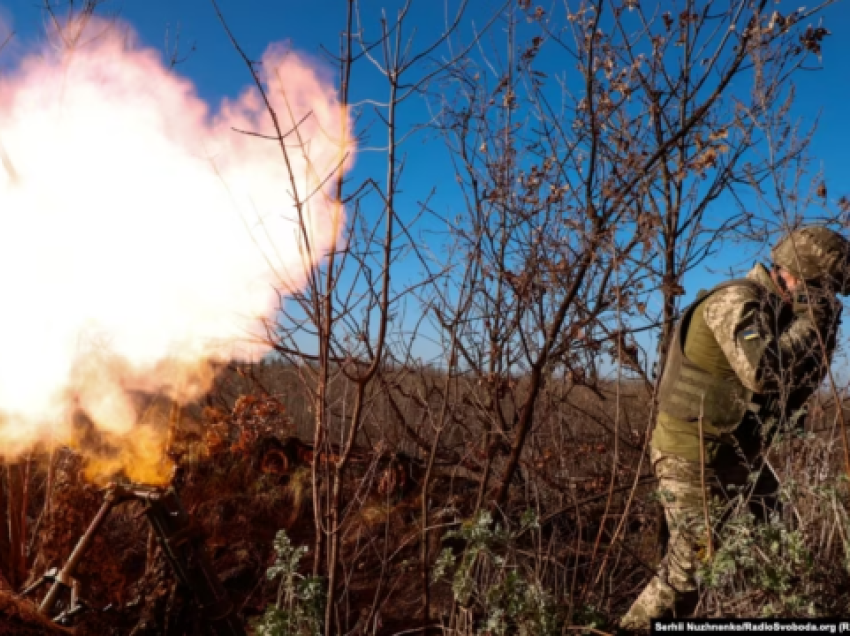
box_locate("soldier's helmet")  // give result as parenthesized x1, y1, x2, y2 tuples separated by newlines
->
(771, 226, 850, 295)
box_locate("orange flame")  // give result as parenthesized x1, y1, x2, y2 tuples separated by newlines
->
(0, 17, 352, 483)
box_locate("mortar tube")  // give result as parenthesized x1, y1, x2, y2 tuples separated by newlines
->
(38, 488, 120, 616)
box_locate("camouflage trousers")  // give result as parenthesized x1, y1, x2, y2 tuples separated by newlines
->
(620, 449, 706, 630)
(620, 447, 780, 630)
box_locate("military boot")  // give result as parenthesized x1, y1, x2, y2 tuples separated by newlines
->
(619, 573, 677, 631)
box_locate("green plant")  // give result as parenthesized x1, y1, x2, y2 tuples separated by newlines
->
(698, 491, 818, 617)
(254, 530, 325, 636)
(434, 510, 561, 636)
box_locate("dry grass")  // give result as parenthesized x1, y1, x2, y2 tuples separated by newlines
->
(4, 360, 848, 634)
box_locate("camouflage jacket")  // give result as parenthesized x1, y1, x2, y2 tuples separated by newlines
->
(652, 263, 840, 463)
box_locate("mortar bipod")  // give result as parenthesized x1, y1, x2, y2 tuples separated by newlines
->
(20, 482, 246, 636)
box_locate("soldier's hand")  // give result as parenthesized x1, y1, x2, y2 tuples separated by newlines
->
(795, 287, 842, 344)
(795, 287, 839, 315)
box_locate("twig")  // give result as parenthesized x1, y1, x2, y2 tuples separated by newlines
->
(697, 395, 714, 559)
(0, 138, 20, 184)
(537, 475, 657, 525)
(563, 627, 614, 636)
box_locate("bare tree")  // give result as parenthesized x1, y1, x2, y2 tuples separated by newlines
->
(427, 0, 836, 510)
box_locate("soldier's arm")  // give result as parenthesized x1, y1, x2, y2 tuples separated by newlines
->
(785, 292, 842, 395)
(702, 287, 839, 394)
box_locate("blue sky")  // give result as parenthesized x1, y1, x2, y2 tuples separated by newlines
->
(1, 0, 848, 369)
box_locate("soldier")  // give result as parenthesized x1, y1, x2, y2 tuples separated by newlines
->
(620, 226, 849, 630)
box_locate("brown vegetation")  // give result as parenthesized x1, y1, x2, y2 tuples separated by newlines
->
(2, 0, 850, 634)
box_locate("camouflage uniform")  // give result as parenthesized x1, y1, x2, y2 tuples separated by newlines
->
(619, 449, 707, 628)
(621, 228, 848, 631)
